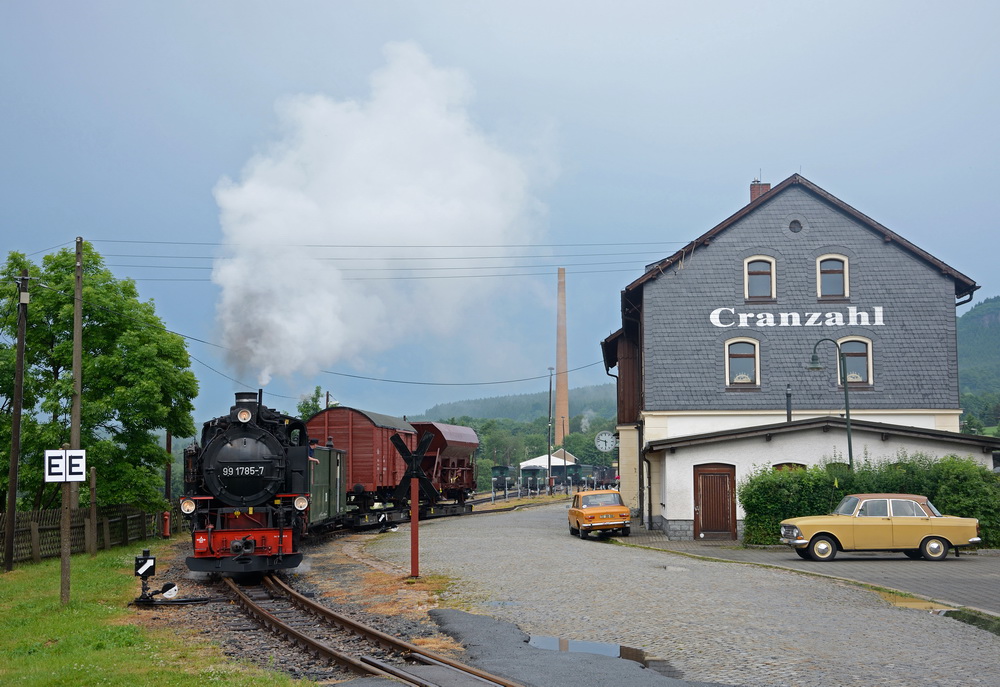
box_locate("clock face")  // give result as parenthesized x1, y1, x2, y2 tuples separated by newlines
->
(595, 431, 617, 452)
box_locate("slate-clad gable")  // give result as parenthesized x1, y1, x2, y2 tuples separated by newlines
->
(603, 174, 984, 538)
(641, 184, 961, 412)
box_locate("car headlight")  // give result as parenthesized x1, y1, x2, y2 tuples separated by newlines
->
(294, 496, 309, 511)
(180, 498, 197, 514)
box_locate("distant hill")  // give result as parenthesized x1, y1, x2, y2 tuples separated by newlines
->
(958, 295, 1000, 396)
(416, 383, 616, 422)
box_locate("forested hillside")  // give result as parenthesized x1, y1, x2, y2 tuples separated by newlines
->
(416, 383, 615, 422)
(959, 295, 1000, 396)
(958, 295, 1000, 432)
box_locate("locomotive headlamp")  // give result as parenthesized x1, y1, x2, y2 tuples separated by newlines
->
(180, 498, 197, 514)
(294, 496, 309, 511)
(236, 408, 253, 423)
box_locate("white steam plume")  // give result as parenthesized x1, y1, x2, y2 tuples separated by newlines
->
(213, 43, 545, 384)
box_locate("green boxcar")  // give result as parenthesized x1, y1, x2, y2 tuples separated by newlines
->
(309, 445, 348, 525)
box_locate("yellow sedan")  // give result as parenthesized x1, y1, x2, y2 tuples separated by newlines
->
(568, 490, 631, 539)
(779, 493, 981, 561)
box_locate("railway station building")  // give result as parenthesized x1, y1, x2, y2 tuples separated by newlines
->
(601, 174, 1000, 539)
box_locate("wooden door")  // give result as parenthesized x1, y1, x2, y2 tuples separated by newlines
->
(693, 464, 736, 540)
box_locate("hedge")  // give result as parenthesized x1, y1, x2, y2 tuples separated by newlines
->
(737, 451, 1000, 546)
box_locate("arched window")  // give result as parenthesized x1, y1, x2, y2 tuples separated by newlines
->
(838, 337, 872, 384)
(726, 338, 759, 386)
(817, 255, 849, 298)
(744, 256, 775, 301)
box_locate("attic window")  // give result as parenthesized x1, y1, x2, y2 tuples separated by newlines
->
(789, 220, 802, 233)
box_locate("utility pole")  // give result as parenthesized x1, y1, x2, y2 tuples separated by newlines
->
(4, 271, 29, 572)
(547, 366, 554, 495)
(70, 237, 83, 508)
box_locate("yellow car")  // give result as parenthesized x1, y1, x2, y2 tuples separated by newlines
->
(779, 493, 981, 561)
(568, 489, 631, 539)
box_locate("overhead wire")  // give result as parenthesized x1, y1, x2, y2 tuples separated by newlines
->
(5, 277, 605, 391)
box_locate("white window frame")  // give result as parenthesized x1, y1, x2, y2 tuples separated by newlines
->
(725, 337, 760, 386)
(837, 336, 872, 385)
(817, 254, 850, 298)
(743, 255, 776, 300)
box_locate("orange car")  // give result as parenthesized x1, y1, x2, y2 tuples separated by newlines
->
(779, 493, 981, 561)
(568, 490, 631, 539)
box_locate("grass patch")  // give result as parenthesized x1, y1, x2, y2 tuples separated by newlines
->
(944, 609, 1000, 636)
(0, 539, 305, 686)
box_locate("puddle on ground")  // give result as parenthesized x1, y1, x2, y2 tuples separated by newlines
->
(528, 636, 684, 678)
(529, 635, 637, 659)
(877, 590, 953, 612)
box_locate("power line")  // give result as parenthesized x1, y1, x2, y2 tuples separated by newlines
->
(12, 280, 606, 390)
(319, 361, 602, 386)
(92, 238, 685, 249)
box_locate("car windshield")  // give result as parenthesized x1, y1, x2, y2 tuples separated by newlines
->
(582, 493, 623, 508)
(832, 496, 859, 515)
(925, 500, 943, 517)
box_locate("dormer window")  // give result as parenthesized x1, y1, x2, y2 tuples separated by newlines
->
(744, 256, 775, 301)
(817, 255, 849, 299)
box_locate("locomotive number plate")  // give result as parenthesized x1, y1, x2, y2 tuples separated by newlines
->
(222, 466, 266, 477)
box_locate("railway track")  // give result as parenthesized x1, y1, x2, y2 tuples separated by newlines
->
(223, 575, 524, 687)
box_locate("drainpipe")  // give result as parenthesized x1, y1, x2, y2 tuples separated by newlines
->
(644, 454, 652, 531)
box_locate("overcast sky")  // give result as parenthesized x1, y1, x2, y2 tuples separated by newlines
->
(3, 2, 998, 424)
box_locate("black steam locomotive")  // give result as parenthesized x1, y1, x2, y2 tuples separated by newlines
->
(180, 391, 314, 573)
(180, 392, 479, 574)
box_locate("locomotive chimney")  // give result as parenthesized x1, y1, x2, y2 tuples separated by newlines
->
(234, 391, 257, 407)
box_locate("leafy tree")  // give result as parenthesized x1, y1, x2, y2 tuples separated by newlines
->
(0, 244, 198, 511)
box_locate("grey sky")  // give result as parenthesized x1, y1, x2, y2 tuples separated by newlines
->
(3, 2, 997, 421)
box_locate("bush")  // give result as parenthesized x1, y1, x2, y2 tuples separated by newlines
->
(738, 452, 1000, 546)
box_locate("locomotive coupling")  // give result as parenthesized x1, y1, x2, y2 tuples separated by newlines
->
(230, 536, 256, 556)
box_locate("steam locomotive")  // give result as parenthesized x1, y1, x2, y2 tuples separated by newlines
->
(180, 392, 477, 574)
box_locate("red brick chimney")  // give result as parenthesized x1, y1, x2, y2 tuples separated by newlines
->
(750, 179, 771, 202)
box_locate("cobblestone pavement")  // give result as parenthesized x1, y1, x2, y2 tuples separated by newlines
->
(365, 504, 1000, 687)
(625, 529, 1000, 616)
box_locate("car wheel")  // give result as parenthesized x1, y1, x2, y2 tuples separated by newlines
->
(808, 535, 837, 561)
(920, 536, 949, 561)
(794, 548, 811, 559)
(579, 525, 588, 539)
(622, 526, 630, 537)
(903, 549, 922, 560)
(569, 523, 578, 536)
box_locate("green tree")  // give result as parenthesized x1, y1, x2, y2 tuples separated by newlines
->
(0, 244, 198, 511)
(297, 386, 338, 420)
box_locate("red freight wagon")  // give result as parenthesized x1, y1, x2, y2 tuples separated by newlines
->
(306, 407, 416, 505)
(410, 421, 478, 502)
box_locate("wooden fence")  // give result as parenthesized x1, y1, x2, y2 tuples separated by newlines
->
(0, 505, 182, 568)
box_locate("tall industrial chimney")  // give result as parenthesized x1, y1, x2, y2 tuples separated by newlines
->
(555, 268, 569, 447)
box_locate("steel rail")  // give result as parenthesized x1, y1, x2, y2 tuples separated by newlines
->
(221, 577, 397, 681)
(263, 574, 524, 687)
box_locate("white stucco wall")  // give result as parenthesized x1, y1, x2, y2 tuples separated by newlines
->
(643, 409, 961, 442)
(655, 427, 994, 523)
